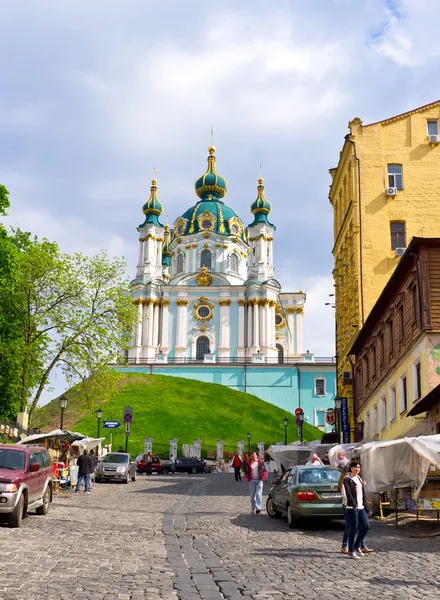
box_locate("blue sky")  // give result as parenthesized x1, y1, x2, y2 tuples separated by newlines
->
(1, 0, 439, 403)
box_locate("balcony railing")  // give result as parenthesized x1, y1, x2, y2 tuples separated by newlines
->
(120, 356, 336, 366)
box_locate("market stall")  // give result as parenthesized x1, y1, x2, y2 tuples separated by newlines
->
(266, 441, 337, 471)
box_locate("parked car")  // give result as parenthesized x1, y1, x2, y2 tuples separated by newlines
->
(161, 457, 208, 474)
(135, 454, 163, 474)
(95, 453, 137, 483)
(0, 444, 53, 528)
(266, 465, 344, 527)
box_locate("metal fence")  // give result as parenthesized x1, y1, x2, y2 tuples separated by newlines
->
(122, 356, 336, 366)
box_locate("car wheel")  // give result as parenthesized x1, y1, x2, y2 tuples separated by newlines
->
(8, 495, 24, 528)
(162, 469, 168, 475)
(191, 468, 198, 474)
(131, 471, 137, 482)
(287, 504, 297, 529)
(124, 472, 130, 484)
(95, 477, 101, 483)
(36, 487, 51, 516)
(266, 496, 281, 518)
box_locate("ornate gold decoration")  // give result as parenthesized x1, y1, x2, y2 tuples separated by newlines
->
(218, 204, 225, 233)
(162, 300, 170, 306)
(176, 237, 181, 243)
(170, 251, 175, 257)
(197, 210, 216, 232)
(153, 300, 160, 307)
(227, 217, 243, 236)
(176, 299, 189, 306)
(275, 305, 286, 329)
(287, 307, 295, 314)
(238, 300, 246, 307)
(223, 245, 228, 249)
(185, 245, 191, 250)
(196, 266, 212, 286)
(296, 307, 304, 315)
(269, 300, 277, 307)
(194, 296, 214, 322)
(204, 232, 210, 239)
(218, 299, 231, 306)
(174, 217, 188, 237)
(133, 298, 142, 306)
(215, 244, 222, 248)
(189, 206, 198, 234)
(192, 244, 198, 248)
(200, 326, 205, 332)
(252, 298, 259, 305)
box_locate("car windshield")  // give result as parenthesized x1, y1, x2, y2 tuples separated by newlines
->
(0, 449, 26, 471)
(101, 454, 128, 464)
(298, 468, 340, 484)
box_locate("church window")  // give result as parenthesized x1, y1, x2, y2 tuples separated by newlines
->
(229, 253, 239, 273)
(202, 219, 213, 230)
(196, 336, 210, 360)
(231, 224, 239, 234)
(200, 249, 212, 269)
(275, 314, 283, 326)
(196, 305, 210, 319)
(176, 254, 184, 274)
(177, 224, 185, 235)
(276, 344, 284, 363)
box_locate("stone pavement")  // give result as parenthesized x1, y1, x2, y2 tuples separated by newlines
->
(1, 473, 439, 600)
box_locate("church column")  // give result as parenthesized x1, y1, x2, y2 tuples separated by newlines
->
(247, 301, 253, 351)
(252, 299, 260, 350)
(175, 299, 188, 356)
(266, 300, 277, 356)
(192, 244, 198, 272)
(218, 299, 230, 358)
(238, 300, 245, 356)
(141, 300, 149, 346)
(287, 308, 295, 355)
(259, 300, 266, 349)
(215, 244, 222, 273)
(161, 300, 170, 352)
(152, 301, 160, 349)
(296, 308, 303, 355)
(147, 300, 154, 346)
(138, 238, 144, 266)
(135, 300, 143, 346)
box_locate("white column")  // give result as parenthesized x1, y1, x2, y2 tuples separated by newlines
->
(259, 301, 266, 348)
(247, 302, 253, 349)
(147, 301, 154, 346)
(176, 300, 188, 351)
(161, 301, 170, 351)
(135, 301, 143, 346)
(218, 300, 230, 357)
(169, 438, 178, 459)
(215, 245, 221, 273)
(253, 300, 260, 349)
(138, 239, 144, 266)
(192, 245, 198, 272)
(238, 300, 245, 351)
(296, 309, 303, 355)
(153, 302, 160, 348)
(287, 309, 295, 355)
(142, 301, 149, 346)
(267, 301, 276, 351)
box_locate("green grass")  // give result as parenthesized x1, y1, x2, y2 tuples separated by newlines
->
(32, 374, 322, 457)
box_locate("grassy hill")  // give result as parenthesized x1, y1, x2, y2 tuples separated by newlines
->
(32, 374, 322, 457)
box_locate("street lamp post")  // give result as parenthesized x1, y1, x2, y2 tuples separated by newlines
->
(335, 396, 342, 443)
(298, 412, 304, 443)
(283, 417, 288, 445)
(247, 431, 252, 453)
(59, 395, 68, 431)
(97, 408, 103, 438)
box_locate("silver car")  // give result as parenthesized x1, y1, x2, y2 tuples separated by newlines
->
(95, 453, 137, 484)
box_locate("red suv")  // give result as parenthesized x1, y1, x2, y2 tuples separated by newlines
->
(135, 454, 163, 474)
(0, 444, 53, 528)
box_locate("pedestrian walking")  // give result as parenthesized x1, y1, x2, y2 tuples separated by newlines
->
(231, 451, 243, 481)
(243, 451, 267, 514)
(343, 461, 373, 559)
(334, 451, 350, 470)
(170, 453, 176, 474)
(76, 449, 94, 494)
(307, 453, 324, 465)
(146, 452, 153, 476)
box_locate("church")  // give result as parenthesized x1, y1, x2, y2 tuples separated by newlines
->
(128, 145, 305, 364)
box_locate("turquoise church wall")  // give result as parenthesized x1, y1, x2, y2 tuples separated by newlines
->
(117, 364, 336, 432)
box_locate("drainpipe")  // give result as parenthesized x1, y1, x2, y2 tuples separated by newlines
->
(345, 137, 365, 326)
(296, 365, 301, 409)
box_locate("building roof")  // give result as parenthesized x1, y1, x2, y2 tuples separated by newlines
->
(349, 237, 440, 356)
(363, 99, 440, 128)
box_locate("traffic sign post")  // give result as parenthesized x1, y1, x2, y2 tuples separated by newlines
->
(103, 420, 120, 429)
(295, 408, 305, 443)
(294, 407, 303, 417)
(123, 407, 133, 452)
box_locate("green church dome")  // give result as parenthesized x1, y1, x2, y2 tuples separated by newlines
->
(248, 177, 274, 227)
(194, 146, 227, 199)
(140, 178, 163, 227)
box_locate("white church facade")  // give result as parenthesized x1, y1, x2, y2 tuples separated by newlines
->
(128, 146, 305, 364)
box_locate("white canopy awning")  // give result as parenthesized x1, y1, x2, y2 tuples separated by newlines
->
(17, 429, 87, 445)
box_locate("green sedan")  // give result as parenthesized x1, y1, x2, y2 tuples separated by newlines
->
(266, 465, 344, 527)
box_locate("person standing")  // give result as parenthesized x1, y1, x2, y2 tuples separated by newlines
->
(170, 453, 176, 474)
(335, 451, 350, 470)
(243, 451, 267, 514)
(76, 449, 94, 494)
(343, 461, 373, 559)
(231, 452, 243, 481)
(146, 452, 153, 476)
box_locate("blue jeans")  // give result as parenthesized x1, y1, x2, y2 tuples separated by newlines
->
(249, 480, 263, 511)
(346, 508, 370, 552)
(342, 508, 367, 548)
(76, 473, 91, 493)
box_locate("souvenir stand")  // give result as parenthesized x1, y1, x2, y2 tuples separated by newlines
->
(70, 437, 105, 487)
(18, 429, 87, 492)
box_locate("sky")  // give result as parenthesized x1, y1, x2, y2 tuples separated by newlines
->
(1, 0, 439, 403)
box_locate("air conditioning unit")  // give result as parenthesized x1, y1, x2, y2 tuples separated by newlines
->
(429, 134, 440, 144)
(342, 370, 353, 384)
(386, 187, 397, 197)
(395, 247, 406, 257)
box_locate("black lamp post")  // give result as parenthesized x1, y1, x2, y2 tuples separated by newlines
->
(247, 431, 252, 453)
(59, 395, 68, 430)
(97, 408, 103, 438)
(335, 396, 342, 443)
(283, 417, 288, 445)
(298, 411, 304, 443)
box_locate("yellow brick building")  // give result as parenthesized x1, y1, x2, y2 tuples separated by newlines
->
(329, 100, 440, 432)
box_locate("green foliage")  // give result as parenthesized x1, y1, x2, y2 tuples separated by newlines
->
(32, 373, 323, 457)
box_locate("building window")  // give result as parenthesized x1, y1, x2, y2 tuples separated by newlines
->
(380, 396, 387, 430)
(196, 336, 210, 360)
(427, 120, 439, 136)
(365, 355, 370, 383)
(372, 405, 378, 436)
(276, 344, 284, 364)
(200, 249, 212, 269)
(372, 347, 377, 376)
(411, 286, 419, 323)
(400, 374, 408, 413)
(388, 164, 403, 190)
(388, 319, 394, 355)
(379, 333, 385, 366)
(315, 378, 326, 396)
(364, 412, 370, 439)
(176, 254, 184, 274)
(390, 222, 406, 250)
(413, 360, 421, 401)
(399, 305, 405, 340)
(315, 410, 326, 428)
(229, 253, 239, 273)
(389, 386, 396, 423)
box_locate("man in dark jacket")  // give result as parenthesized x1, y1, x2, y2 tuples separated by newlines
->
(76, 449, 94, 494)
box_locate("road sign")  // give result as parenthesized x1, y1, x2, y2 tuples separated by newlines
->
(123, 413, 133, 424)
(103, 420, 120, 429)
(295, 417, 302, 426)
(123, 405, 133, 415)
(125, 421, 131, 436)
(325, 409, 336, 426)
(295, 407, 304, 417)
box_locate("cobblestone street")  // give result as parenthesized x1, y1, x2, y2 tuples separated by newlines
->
(1, 473, 439, 600)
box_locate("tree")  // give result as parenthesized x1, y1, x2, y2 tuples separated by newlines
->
(12, 234, 136, 422)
